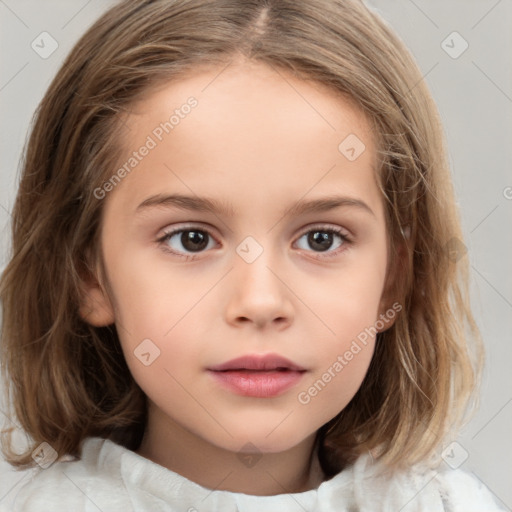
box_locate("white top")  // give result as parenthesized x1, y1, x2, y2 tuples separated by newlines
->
(2, 436, 505, 511)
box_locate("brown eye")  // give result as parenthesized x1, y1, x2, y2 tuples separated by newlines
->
(178, 230, 209, 252)
(158, 227, 216, 259)
(294, 227, 350, 258)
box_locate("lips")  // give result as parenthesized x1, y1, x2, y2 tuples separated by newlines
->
(207, 353, 307, 398)
(207, 353, 306, 372)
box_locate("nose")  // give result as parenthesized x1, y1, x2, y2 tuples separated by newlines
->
(224, 246, 294, 330)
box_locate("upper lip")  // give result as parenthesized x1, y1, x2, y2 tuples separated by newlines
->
(208, 353, 306, 372)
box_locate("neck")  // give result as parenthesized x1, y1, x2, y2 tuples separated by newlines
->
(135, 404, 326, 496)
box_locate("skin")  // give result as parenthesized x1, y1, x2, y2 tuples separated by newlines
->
(80, 58, 400, 496)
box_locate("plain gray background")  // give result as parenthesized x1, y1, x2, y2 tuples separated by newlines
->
(1, 0, 511, 509)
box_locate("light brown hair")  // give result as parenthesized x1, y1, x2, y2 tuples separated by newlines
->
(0, 0, 483, 476)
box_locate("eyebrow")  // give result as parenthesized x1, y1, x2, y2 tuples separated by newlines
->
(135, 193, 375, 218)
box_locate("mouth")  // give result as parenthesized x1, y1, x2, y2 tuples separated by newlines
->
(207, 353, 307, 397)
(207, 353, 306, 372)
(214, 368, 301, 373)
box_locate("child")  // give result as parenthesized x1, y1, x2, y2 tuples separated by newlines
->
(0, 0, 505, 510)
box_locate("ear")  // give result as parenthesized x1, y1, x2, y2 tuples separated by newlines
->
(377, 239, 408, 332)
(77, 263, 115, 327)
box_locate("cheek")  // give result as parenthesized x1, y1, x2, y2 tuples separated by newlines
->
(296, 249, 387, 335)
(295, 330, 376, 422)
(104, 247, 215, 387)
(105, 245, 209, 337)
(291, 250, 384, 412)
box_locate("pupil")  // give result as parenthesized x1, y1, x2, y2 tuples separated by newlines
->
(182, 231, 208, 252)
(309, 231, 332, 252)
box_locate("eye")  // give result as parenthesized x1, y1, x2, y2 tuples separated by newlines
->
(157, 226, 217, 260)
(157, 224, 352, 261)
(294, 226, 351, 258)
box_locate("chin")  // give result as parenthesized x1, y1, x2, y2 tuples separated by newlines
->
(213, 426, 314, 455)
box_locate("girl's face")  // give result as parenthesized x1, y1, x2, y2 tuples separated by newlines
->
(84, 60, 394, 458)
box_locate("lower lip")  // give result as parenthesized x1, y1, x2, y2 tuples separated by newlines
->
(207, 369, 305, 398)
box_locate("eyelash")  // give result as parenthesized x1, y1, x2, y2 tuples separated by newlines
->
(156, 224, 352, 261)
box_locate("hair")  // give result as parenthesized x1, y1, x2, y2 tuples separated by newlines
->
(0, 0, 483, 476)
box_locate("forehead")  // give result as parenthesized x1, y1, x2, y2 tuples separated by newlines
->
(107, 60, 382, 220)
(126, 60, 373, 141)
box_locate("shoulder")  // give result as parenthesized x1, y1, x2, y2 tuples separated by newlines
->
(347, 453, 506, 511)
(4, 437, 131, 512)
(433, 466, 506, 512)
